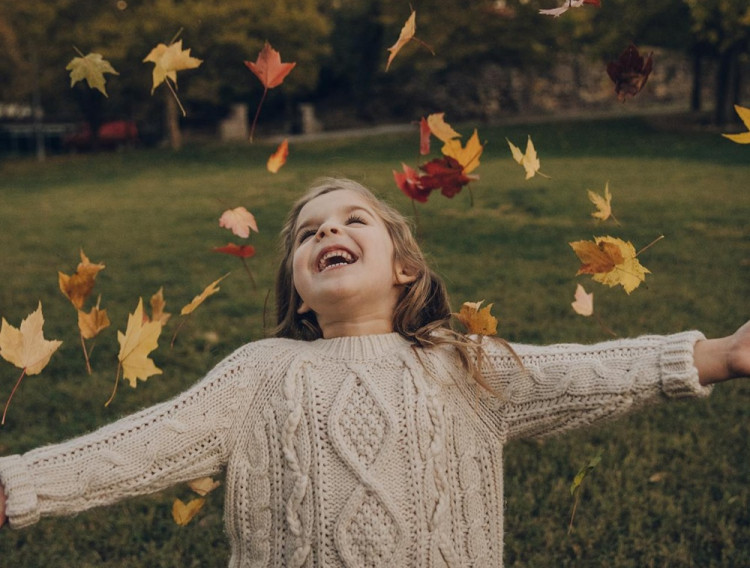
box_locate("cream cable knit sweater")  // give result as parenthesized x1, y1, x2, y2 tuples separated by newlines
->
(0, 331, 710, 567)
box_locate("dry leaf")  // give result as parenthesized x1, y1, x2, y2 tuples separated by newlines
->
(143, 40, 202, 94)
(426, 113, 461, 144)
(59, 249, 105, 309)
(722, 105, 750, 144)
(607, 43, 653, 101)
(188, 477, 221, 496)
(267, 139, 289, 173)
(419, 117, 431, 155)
(172, 498, 205, 526)
(570, 236, 650, 294)
(213, 243, 256, 258)
(117, 298, 162, 388)
(219, 207, 258, 239)
(441, 129, 483, 174)
(386, 10, 417, 71)
(587, 182, 613, 222)
(149, 287, 171, 326)
(66, 52, 119, 97)
(455, 300, 498, 336)
(571, 284, 594, 317)
(507, 136, 549, 179)
(78, 296, 111, 339)
(0, 302, 62, 376)
(181, 274, 229, 316)
(244, 42, 296, 89)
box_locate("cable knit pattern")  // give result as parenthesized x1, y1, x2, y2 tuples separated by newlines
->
(0, 332, 710, 567)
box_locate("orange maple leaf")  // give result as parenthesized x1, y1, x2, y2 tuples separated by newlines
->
(148, 287, 172, 326)
(244, 42, 296, 141)
(59, 249, 105, 309)
(454, 300, 498, 336)
(267, 139, 289, 173)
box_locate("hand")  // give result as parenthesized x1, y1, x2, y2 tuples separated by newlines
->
(695, 321, 750, 385)
(0, 481, 6, 529)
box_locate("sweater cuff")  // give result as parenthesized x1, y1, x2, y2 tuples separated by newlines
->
(660, 331, 712, 399)
(0, 455, 39, 528)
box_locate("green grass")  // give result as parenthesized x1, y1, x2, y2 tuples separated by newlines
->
(0, 115, 748, 566)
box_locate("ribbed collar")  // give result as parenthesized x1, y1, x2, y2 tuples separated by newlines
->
(310, 332, 408, 362)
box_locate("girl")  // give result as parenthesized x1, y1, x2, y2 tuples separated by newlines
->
(0, 177, 748, 567)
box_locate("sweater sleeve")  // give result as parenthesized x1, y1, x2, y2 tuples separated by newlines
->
(473, 331, 712, 442)
(0, 342, 260, 529)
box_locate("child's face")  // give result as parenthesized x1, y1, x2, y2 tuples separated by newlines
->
(291, 189, 413, 336)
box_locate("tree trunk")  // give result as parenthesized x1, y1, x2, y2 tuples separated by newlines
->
(714, 45, 740, 126)
(690, 47, 702, 112)
(164, 87, 182, 150)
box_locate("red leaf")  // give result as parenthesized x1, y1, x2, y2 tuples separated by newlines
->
(420, 156, 475, 198)
(393, 163, 432, 203)
(606, 43, 653, 101)
(419, 117, 431, 155)
(213, 244, 256, 258)
(244, 42, 296, 89)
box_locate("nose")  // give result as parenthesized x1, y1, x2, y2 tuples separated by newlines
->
(315, 222, 340, 239)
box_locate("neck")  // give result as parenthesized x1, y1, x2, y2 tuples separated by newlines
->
(318, 314, 394, 338)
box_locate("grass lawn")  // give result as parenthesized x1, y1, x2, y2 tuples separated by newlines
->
(0, 114, 748, 566)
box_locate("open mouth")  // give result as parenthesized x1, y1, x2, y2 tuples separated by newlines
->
(318, 249, 358, 272)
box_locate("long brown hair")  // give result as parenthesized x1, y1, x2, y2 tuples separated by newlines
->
(273, 178, 513, 391)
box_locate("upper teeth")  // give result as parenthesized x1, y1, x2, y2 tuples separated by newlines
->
(319, 250, 354, 271)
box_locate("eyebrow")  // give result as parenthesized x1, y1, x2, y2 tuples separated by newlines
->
(295, 204, 374, 239)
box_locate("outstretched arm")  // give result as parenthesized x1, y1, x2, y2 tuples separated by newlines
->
(695, 321, 750, 385)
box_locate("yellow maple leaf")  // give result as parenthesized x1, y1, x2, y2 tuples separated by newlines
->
(149, 287, 171, 326)
(0, 302, 62, 424)
(386, 10, 416, 71)
(181, 274, 229, 316)
(66, 51, 119, 97)
(117, 298, 162, 388)
(506, 136, 549, 180)
(570, 236, 650, 294)
(143, 40, 202, 94)
(426, 113, 461, 144)
(571, 284, 594, 317)
(722, 105, 750, 144)
(172, 497, 205, 526)
(59, 249, 105, 309)
(188, 477, 221, 496)
(77, 296, 111, 340)
(454, 300, 498, 336)
(587, 182, 614, 222)
(442, 129, 483, 174)
(0, 302, 62, 376)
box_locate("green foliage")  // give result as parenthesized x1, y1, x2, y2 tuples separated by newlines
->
(0, 116, 748, 565)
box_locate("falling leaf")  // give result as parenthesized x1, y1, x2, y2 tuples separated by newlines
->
(188, 477, 221, 496)
(442, 129, 483, 174)
(386, 10, 416, 71)
(420, 156, 477, 198)
(219, 207, 258, 239)
(722, 105, 750, 144)
(393, 163, 433, 203)
(570, 236, 651, 294)
(172, 498, 205, 526)
(267, 139, 289, 173)
(244, 42, 296, 141)
(587, 182, 616, 223)
(116, 298, 162, 389)
(454, 300, 498, 336)
(0, 303, 62, 424)
(419, 117, 431, 155)
(568, 450, 604, 534)
(143, 39, 202, 95)
(245, 41, 296, 89)
(78, 296, 111, 339)
(426, 113, 461, 143)
(0, 303, 62, 376)
(213, 243, 256, 258)
(181, 274, 229, 316)
(149, 287, 171, 326)
(540, 0, 601, 17)
(607, 43, 653, 101)
(66, 51, 119, 97)
(507, 136, 549, 179)
(59, 249, 105, 310)
(571, 284, 594, 317)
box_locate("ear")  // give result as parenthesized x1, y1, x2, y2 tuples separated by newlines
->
(394, 261, 418, 285)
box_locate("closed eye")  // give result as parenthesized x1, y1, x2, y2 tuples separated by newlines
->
(346, 214, 366, 225)
(297, 228, 316, 243)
